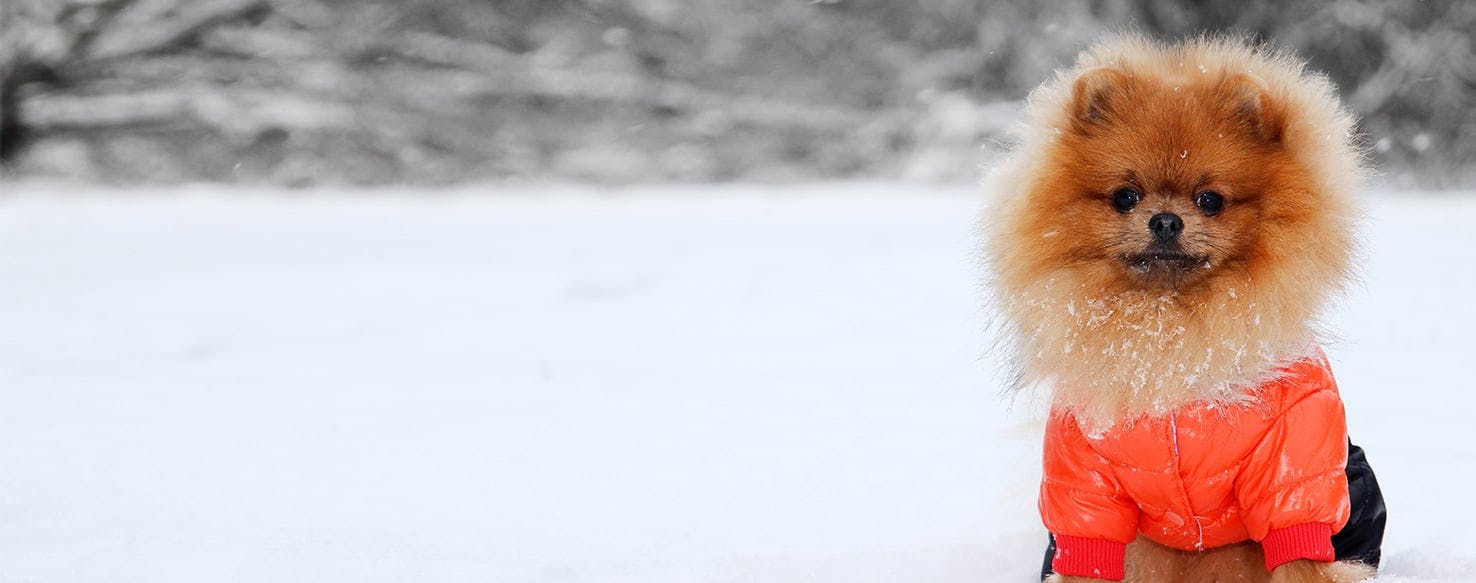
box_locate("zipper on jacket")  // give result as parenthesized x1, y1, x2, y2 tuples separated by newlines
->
(1168, 412, 1206, 549)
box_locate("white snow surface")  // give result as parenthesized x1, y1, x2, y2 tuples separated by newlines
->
(0, 182, 1472, 582)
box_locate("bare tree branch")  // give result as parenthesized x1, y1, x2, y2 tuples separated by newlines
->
(83, 0, 267, 61)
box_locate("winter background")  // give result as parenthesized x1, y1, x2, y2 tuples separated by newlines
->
(2, 1, 1474, 582)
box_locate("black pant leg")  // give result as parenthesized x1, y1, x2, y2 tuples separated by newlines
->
(1334, 440, 1387, 568)
(1041, 533, 1056, 581)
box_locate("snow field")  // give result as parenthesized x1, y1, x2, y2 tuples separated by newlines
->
(0, 183, 1471, 581)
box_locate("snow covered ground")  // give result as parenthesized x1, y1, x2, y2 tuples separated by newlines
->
(0, 183, 1472, 582)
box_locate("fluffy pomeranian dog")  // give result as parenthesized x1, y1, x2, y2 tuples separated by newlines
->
(983, 36, 1385, 582)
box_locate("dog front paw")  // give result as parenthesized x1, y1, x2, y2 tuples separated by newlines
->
(1319, 561, 1377, 583)
(1269, 559, 1376, 583)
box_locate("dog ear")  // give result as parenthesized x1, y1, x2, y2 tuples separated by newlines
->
(1070, 67, 1131, 135)
(1217, 73, 1283, 144)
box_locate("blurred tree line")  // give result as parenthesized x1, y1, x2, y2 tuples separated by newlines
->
(1, 0, 1473, 187)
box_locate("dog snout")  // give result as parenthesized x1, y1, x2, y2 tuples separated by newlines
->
(1149, 213, 1183, 243)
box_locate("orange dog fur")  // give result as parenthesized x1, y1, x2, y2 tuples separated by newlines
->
(982, 35, 1373, 582)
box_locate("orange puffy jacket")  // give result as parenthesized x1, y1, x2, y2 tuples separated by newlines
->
(1040, 354, 1351, 580)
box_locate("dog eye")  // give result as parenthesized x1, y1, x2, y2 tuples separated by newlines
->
(1195, 191, 1225, 216)
(1111, 187, 1141, 213)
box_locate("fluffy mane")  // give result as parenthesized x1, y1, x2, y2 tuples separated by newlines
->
(981, 35, 1366, 429)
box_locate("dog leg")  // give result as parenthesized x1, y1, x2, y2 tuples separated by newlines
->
(1044, 536, 1187, 582)
(1269, 559, 1376, 583)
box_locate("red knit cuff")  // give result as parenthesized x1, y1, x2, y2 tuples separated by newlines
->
(1052, 534, 1126, 580)
(1262, 522, 1336, 571)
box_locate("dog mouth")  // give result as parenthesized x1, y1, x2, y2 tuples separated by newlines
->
(1121, 250, 1209, 273)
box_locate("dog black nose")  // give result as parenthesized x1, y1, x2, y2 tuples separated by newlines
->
(1149, 213, 1183, 243)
